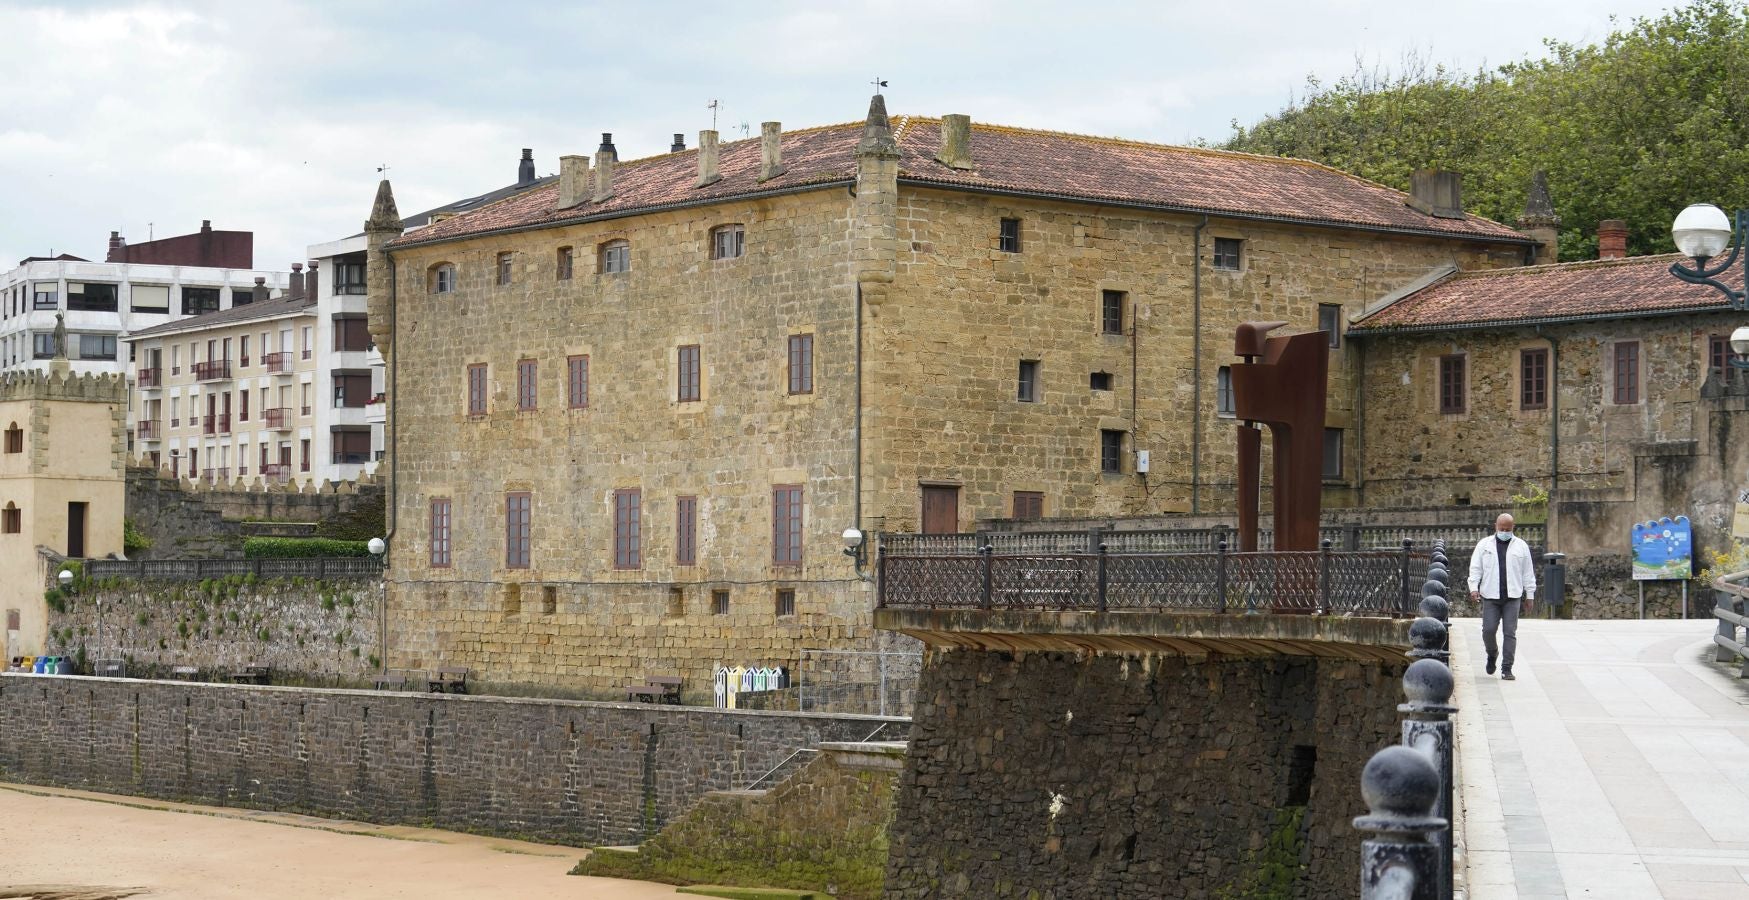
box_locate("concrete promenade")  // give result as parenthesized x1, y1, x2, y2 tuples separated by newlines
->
(1453, 617, 1749, 899)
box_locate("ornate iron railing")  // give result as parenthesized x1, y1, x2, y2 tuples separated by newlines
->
(877, 543, 1420, 616)
(85, 556, 383, 581)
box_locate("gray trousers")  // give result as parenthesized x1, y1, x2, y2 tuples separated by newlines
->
(1481, 599, 1521, 669)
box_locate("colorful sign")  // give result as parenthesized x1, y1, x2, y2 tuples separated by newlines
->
(1734, 488, 1749, 540)
(1631, 516, 1693, 581)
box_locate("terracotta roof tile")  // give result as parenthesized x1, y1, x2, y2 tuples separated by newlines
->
(1350, 254, 1742, 332)
(392, 116, 1530, 250)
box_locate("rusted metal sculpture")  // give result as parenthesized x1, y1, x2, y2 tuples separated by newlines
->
(1231, 322, 1328, 553)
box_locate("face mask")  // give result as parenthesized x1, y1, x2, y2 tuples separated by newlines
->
(1497, 531, 1513, 542)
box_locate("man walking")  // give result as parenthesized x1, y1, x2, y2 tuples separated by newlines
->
(1468, 513, 1537, 680)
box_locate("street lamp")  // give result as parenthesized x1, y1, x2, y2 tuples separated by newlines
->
(842, 527, 871, 582)
(1670, 203, 1748, 309)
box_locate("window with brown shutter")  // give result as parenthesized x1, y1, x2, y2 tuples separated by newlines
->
(676, 495, 697, 566)
(1614, 341, 1640, 404)
(788, 334, 813, 394)
(556, 246, 574, 280)
(567, 355, 589, 408)
(772, 485, 803, 566)
(505, 492, 531, 569)
(1013, 491, 1044, 520)
(613, 488, 641, 569)
(1710, 335, 1738, 384)
(430, 498, 451, 568)
(1520, 348, 1548, 410)
(677, 345, 701, 402)
(1, 503, 18, 534)
(1438, 354, 1466, 414)
(517, 358, 537, 410)
(467, 363, 488, 416)
(1101, 290, 1125, 335)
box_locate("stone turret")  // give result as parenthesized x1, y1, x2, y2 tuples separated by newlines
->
(853, 93, 902, 313)
(1517, 171, 1561, 263)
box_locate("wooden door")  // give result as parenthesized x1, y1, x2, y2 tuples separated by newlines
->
(67, 502, 86, 558)
(921, 486, 960, 534)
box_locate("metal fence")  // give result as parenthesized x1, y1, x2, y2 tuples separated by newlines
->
(84, 556, 383, 581)
(880, 522, 1544, 557)
(795, 648, 921, 717)
(878, 544, 1422, 616)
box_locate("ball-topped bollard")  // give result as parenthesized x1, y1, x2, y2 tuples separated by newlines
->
(1425, 566, 1449, 585)
(1417, 594, 1449, 622)
(1401, 657, 1455, 711)
(1407, 618, 1449, 662)
(1356, 744, 1445, 831)
(1421, 578, 1447, 599)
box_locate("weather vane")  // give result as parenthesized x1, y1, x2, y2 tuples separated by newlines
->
(377, 163, 391, 178)
(871, 77, 888, 95)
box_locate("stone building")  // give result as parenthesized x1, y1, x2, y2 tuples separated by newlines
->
(1348, 231, 1747, 615)
(365, 96, 1535, 696)
(0, 359, 127, 662)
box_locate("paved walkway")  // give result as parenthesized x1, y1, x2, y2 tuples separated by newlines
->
(1453, 617, 1749, 899)
(0, 783, 683, 899)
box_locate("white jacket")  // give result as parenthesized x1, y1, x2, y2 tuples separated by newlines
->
(1468, 535, 1537, 600)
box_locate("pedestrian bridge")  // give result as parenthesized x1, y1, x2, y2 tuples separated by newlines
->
(1451, 618, 1749, 899)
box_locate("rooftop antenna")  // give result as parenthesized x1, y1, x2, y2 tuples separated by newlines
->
(147, 222, 154, 241)
(707, 100, 719, 131)
(871, 77, 888, 95)
(737, 120, 750, 138)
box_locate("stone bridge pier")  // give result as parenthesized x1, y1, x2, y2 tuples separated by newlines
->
(875, 608, 1411, 899)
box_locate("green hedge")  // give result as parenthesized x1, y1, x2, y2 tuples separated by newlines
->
(243, 537, 371, 559)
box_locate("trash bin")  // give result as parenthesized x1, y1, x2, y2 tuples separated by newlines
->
(1542, 553, 1567, 619)
(52, 657, 70, 675)
(32, 656, 48, 674)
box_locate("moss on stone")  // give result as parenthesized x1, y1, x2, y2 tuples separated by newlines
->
(1215, 806, 1307, 900)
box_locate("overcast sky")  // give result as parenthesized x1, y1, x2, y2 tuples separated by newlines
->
(0, 0, 1678, 272)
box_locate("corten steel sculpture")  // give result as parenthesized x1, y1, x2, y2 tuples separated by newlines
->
(1231, 321, 1328, 553)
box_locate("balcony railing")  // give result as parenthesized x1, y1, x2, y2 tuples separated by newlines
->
(264, 352, 291, 373)
(262, 463, 292, 482)
(876, 544, 1424, 617)
(332, 451, 372, 465)
(136, 420, 161, 440)
(301, 405, 311, 416)
(137, 368, 161, 388)
(200, 467, 230, 484)
(264, 407, 292, 430)
(202, 414, 231, 436)
(87, 556, 383, 581)
(193, 360, 232, 381)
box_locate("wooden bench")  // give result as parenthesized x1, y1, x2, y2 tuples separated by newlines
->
(171, 665, 198, 681)
(228, 664, 271, 685)
(625, 675, 683, 704)
(426, 667, 469, 694)
(373, 671, 407, 691)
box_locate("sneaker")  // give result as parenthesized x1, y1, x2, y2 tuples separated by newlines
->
(1486, 656, 1497, 675)
(1501, 669, 1516, 681)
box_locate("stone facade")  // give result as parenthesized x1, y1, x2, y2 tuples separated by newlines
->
(125, 464, 385, 559)
(0, 673, 907, 846)
(368, 103, 1532, 697)
(882, 648, 1405, 899)
(42, 574, 381, 682)
(0, 367, 127, 662)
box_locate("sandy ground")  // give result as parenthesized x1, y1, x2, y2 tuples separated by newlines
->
(0, 784, 684, 899)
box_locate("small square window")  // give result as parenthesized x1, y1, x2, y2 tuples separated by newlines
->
(712, 589, 730, 615)
(1100, 429, 1125, 474)
(556, 247, 574, 280)
(1710, 335, 1739, 384)
(1322, 428, 1343, 481)
(1213, 238, 1242, 271)
(1090, 371, 1113, 391)
(1017, 360, 1040, 402)
(1216, 366, 1235, 417)
(600, 240, 630, 274)
(1013, 491, 1044, 520)
(999, 218, 1022, 253)
(712, 224, 745, 260)
(432, 265, 455, 294)
(1318, 304, 1343, 348)
(496, 252, 514, 286)
(775, 588, 796, 617)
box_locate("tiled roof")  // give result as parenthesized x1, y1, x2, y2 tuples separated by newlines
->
(122, 295, 315, 341)
(391, 116, 1531, 249)
(1350, 254, 1741, 333)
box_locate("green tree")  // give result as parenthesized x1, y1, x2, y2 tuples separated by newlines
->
(1223, 1, 1749, 261)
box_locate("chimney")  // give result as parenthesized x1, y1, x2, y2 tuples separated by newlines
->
(935, 114, 974, 170)
(289, 263, 304, 301)
(696, 130, 722, 188)
(593, 134, 616, 203)
(557, 154, 590, 209)
(201, 219, 212, 233)
(1516, 170, 1561, 263)
(1407, 169, 1464, 219)
(252, 277, 268, 304)
(759, 121, 786, 182)
(518, 148, 535, 185)
(1598, 220, 1629, 259)
(106, 231, 126, 262)
(671, 133, 686, 153)
(305, 260, 319, 300)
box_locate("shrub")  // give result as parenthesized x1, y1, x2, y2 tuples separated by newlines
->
(44, 588, 66, 614)
(123, 518, 152, 555)
(243, 537, 372, 559)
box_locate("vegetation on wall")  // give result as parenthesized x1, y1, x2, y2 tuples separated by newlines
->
(243, 537, 371, 558)
(1221, 1, 1749, 260)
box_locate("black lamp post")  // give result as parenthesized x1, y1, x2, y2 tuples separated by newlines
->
(1671, 203, 1749, 367)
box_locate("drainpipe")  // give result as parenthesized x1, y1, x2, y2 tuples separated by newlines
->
(1537, 325, 1560, 548)
(1356, 337, 1368, 507)
(854, 283, 863, 530)
(1191, 215, 1208, 513)
(1131, 288, 1139, 510)
(381, 256, 397, 666)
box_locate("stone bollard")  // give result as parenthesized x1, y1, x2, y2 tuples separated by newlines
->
(1400, 656, 1456, 900)
(1356, 744, 1446, 900)
(1407, 617, 1449, 663)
